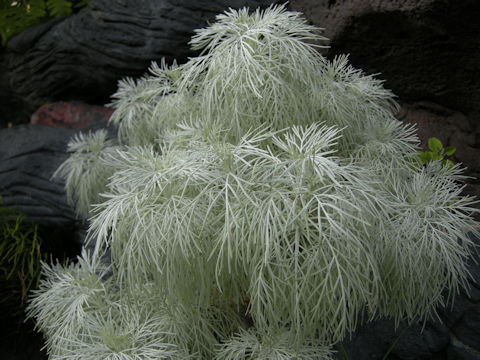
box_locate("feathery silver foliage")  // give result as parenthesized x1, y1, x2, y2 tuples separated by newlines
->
(28, 4, 479, 359)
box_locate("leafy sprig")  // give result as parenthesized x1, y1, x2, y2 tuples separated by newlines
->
(417, 137, 456, 168)
(0, 0, 90, 46)
(0, 196, 43, 304)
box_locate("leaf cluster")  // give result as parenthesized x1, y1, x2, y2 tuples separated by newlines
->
(0, 0, 90, 46)
(417, 137, 456, 169)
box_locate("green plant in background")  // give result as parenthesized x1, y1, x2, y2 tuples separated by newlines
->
(0, 0, 90, 46)
(0, 194, 76, 357)
(0, 196, 43, 310)
(418, 137, 456, 168)
(26, 5, 479, 360)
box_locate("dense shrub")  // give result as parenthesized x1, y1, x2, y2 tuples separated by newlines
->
(26, 5, 478, 359)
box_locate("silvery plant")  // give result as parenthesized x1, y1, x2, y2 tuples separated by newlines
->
(27, 4, 479, 359)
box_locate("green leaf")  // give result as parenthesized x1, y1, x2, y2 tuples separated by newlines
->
(381, 326, 410, 360)
(73, 0, 90, 8)
(418, 151, 433, 163)
(0, 5, 26, 45)
(443, 159, 455, 169)
(427, 137, 443, 153)
(445, 146, 456, 156)
(26, 0, 48, 25)
(46, 0, 73, 17)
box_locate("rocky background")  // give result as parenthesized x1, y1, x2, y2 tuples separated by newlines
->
(0, 0, 479, 359)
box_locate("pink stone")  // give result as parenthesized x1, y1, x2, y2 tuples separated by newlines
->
(31, 102, 113, 129)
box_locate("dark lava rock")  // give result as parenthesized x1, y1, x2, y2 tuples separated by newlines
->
(0, 125, 76, 225)
(447, 340, 480, 360)
(450, 305, 480, 353)
(290, 0, 480, 120)
(0, 124, 90, 255)
(334, 318, 450, 360)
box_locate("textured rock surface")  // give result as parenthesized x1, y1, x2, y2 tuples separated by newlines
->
(0, 123, 105, 262)
(0, 48, 24, 129)
(0, 125, 77, 227)
(291, 0, 438, 47)
(2, 0, 278, 125)
(290, 0, 480, 118)
(334, 319, 450, 360)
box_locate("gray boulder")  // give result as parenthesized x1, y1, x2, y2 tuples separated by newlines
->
(0, 125, 87, 252)
(290, 0, 480, 119)
(0, 125, 75, 226)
